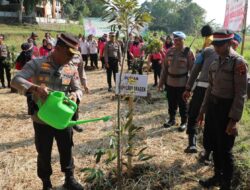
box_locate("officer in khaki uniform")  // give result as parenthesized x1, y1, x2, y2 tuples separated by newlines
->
(104, 32, 121, 92)
(198, 29, 248, 190)
(158, 31, 194, 131)
(11, 33, 84, 190)
(0, 34, 11, 88)
(70, 53, 89, 133)
(183, 46, 217, 153)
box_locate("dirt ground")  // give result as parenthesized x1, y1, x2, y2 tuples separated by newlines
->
(0, 67, 213, 190)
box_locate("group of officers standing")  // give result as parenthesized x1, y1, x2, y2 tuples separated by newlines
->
(2, 23, 248, 190)
(158, 26, 248, 190)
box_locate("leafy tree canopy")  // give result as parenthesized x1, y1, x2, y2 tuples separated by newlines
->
(141, 0, 206, 35)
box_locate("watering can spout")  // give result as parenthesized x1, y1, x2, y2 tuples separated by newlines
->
(68, 116, 112, 127)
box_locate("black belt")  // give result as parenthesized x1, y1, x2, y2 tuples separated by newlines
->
(167, 72, 188, 78)
(209, 94, 233, 104)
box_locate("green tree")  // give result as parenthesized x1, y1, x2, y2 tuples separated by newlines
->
(141, 0, 206, 34)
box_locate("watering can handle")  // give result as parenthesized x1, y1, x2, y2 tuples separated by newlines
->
(37, 99, 42, 109)
(64, 96, 77, 112)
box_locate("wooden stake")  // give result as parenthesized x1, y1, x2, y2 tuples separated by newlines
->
(127, 96, 134, 176)
(240, 0, 248, 55)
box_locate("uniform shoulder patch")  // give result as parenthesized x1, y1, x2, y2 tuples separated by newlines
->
(235, 60, 247, 76)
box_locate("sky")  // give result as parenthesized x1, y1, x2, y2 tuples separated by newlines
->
(138, 0, 250, 26)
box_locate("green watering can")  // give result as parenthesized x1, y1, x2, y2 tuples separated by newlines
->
(37, 91, 111, 130)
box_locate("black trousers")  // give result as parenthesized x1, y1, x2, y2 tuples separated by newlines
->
(152, 60, 161, 85)
(205, 95, 235, 182)
(81, 54, 88, 67)
(186, 86, 207, 135)
(106, 57, 119, 88)
(0, 60, 11, 87)
(101, 57, 105, 69)
(127, 52, 132, 69)
(166, 85, 187, 123)
(90, 53, 98, 68)
(72, 99, 80, 121)
(33, 122, 74, 179)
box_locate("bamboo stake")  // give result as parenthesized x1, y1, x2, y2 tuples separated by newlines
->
(127, 95, 134, 177)
(240, 0, 248, 55)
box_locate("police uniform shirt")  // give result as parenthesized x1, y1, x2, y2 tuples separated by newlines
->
(0, 44, 8, 58)
(70, 54, 87, 87)
(104, 41, 121, 63)
(11, 56, 82, 98)
(11, 56, 83, 123)
(186, 46, 218, 91)
(201, 48, 248, 121)
(159, 47, 194, 87)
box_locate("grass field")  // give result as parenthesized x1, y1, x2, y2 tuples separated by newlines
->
(0, 23, 250, 189)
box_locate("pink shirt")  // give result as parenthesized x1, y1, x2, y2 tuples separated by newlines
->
(98, 41, 106, 58)
(39, 47, 49, 56)
(130, 43, 144, 58)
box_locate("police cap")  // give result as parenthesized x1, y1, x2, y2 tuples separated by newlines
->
(173, 31, 186, 40)
(212, 29, 234, 45)
(58, 33, 80, 55)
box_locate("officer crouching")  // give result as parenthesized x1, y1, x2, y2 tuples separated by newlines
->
(158, 31, 194, 131)
(11, 33, 84, 190)
(198, 29, 248, 190)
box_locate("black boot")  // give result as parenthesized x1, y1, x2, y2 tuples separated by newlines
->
(178, 123, 187, 132)
(220, 180, 232, 190)
(199, 150, 212, 165)
(73, 125, 83, 133)
(163, 118, 176, 128)
(63, 176, 84, 190)
(184, 134, 197, 153)
(199, 173, 221, 188)
(42, 178, 52, 190)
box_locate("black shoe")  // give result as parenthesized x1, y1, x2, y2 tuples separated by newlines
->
(220, 180, 232, 190)
(42, 179, 52, 190)
(199, 150, 212, 165)
(163, 119, 175, 128)
(73, 125, 83, 133)
(108, 87, 112, 92)
(184, 134, 197, 153)
(199, 175, 221, 188)
(184, 145, 198, 153)
(63, 177, 84, 190)
(178, 123, 187, 132)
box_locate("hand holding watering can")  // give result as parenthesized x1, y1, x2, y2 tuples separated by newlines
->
(36, 90, 111, 130)
(29, 84, 49, 102)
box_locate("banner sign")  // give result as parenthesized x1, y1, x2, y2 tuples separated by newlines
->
(223, 0, 247, 31)
(115, 73, 148, 97)
(84, 17, 112, 37)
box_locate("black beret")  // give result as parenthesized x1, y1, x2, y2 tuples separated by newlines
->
(201, 25, 213, 37)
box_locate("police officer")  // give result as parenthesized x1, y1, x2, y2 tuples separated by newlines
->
(198, 29, 248, 190)
(183, 47, 217, 153)
(0, 34, 11, 88)
(158, 31, 194, 131)
(11, 33, 84, 190)
(70, 52, 89, 133)
(104, 32, 121, 92)
(182, 25, 217, 154)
